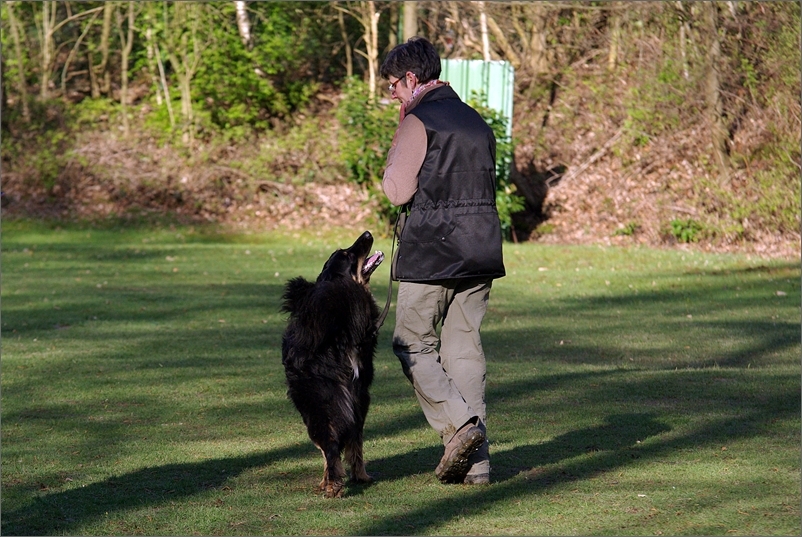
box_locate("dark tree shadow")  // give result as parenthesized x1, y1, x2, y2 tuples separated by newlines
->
(491, 413, 672, 481)
(1, 446, 306, 536)
(354, 387, 798, 535)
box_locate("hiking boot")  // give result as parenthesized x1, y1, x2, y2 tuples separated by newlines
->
(435, 424, 485, 484)
(463, 473, 490, 485)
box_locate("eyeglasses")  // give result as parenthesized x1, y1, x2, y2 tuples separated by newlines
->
(388, 73, 415, 92)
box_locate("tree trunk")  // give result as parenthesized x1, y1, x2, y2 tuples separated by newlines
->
(445, 2, 473, 58)
(116, 2, 135, 135)
(703, 1, 730, 182)
(87, 48, 100, 98)
(143, 3, 162, 105)
(145, 26, 162, 105)
(367, 1, 380, 99)
(61, 9, 100, 98)
(485, 8, 521, 69)
(234, 1, 252, 49)
(163, 3, 204, 146)
(337, 7, 353, 78)
(676, 1, 690, 79)
(528, 4, 548, 75)
(155, 42, 175, 128)
(6, 2, 30, 121)
(477, 1, 491, 61)
(39, 1, 57, 99)
(402, 1, 417, 41)
(388, 2, 398, 49)
(99, 2, 113, 95)
(342, 1, 381, 100)
(607, 2, 622, 71)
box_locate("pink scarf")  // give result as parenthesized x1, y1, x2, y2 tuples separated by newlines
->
(399, 79, 446, 124)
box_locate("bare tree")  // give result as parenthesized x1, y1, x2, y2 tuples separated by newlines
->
(388, 2, 398, 49)
(482, 3, 552, 74)
(403, 1, 417, 41)
(144, 23, 162, 105)
(336, 6, 354, 78)
(526, 3, 549, 75)
(337, 1, 382, 99)
(36, 1, 58, 99)
(703, 1, 730, 181)
(60, 7, 102, 98)
(115, 2, 136, 135)
(34, 2, 104, 100)
(476, 1, 491, 61)
(449, 2, 483, 59)
(485, 8, 520, 68)
(365, 1, 381, 98)
(98, 2, 113, 96)
(155, 41, 175, 128)
(5, 2, 31, 121)
(234, 1, 252, 49)
(675, 1, 690, 79)
(162, 2, 206, 145)
(607, 2, 622, 71)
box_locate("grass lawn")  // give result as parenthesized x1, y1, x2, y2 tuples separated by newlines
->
(2, 220, 799, 536)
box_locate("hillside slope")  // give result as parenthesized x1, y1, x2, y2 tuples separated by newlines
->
(507, 54, 800, 259)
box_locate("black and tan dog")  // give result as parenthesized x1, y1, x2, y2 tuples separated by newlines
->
(280, 231, 384, 498)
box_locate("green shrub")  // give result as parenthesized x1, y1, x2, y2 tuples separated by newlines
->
(467, 92, 525, 241)
(336, 78, 398, 187)
(335, 78, 398, 226)
(2, 99, 76, 193)
(670, 218, 703, 243)
(614, 222, 641, 237)
(187, 3, 322, 136)
(336, 82, 524, 240)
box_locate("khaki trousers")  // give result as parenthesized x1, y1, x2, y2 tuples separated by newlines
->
(392, 278, 492, 475)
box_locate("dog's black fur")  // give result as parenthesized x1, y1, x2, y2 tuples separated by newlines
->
(280, 231, 384, 498)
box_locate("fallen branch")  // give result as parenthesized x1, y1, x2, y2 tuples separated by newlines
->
(548, 126, 625, 188)
(256, 180, 295, 196)
(668, 205, 698, 216)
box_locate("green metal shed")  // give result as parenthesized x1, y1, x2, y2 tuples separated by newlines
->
(441, 59, 514, 139)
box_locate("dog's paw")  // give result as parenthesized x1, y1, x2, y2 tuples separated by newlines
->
(324, 480, 344, 498)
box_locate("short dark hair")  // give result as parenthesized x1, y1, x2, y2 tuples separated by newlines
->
(380, 36, 441, 83)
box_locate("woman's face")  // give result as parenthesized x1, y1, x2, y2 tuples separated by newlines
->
(388, 72, 418, 105)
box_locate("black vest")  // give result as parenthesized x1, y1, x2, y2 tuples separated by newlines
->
(394, 85, 506, 282)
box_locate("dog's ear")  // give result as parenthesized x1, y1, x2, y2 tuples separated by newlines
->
(318, 250, 352, 282)
(281, 277, 315, 314)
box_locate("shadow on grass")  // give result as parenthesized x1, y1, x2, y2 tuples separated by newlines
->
(491, 413, 672, 480)
(1, 444, 308, 536)
(355, 388, 798, 535)
(2, 235, 799, 534)
(484, 262, 800, 369)
(1, 214, 256, 242)
(365, 412, 671, 484)
(2, 282, 287, 334)
(0, 413, 669, 535)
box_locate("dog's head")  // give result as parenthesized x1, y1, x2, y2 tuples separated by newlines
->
(317, 231, 384, 287)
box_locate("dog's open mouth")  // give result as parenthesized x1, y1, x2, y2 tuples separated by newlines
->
(362, 250, 384, 278)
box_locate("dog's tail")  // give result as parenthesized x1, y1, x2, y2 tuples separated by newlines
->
(281, 277, 315, 314)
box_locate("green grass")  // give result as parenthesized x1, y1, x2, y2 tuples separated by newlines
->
(2, 220, 799, 536)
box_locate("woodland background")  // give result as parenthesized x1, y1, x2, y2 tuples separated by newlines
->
(2, 1, 800, 258)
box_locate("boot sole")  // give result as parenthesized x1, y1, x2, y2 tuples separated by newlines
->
(435, 429, 485, 484)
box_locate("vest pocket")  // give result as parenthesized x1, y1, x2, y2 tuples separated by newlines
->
(400, 211, 456, 245)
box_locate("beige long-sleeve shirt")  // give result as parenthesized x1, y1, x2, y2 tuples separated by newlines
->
(382, 115, 426, 206)
(382, 82, 448, 206)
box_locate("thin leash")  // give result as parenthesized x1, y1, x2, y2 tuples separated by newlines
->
(374, 207, 406, 332)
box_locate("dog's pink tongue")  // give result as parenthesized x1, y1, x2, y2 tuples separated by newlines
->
(363, 251, 384, 274)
